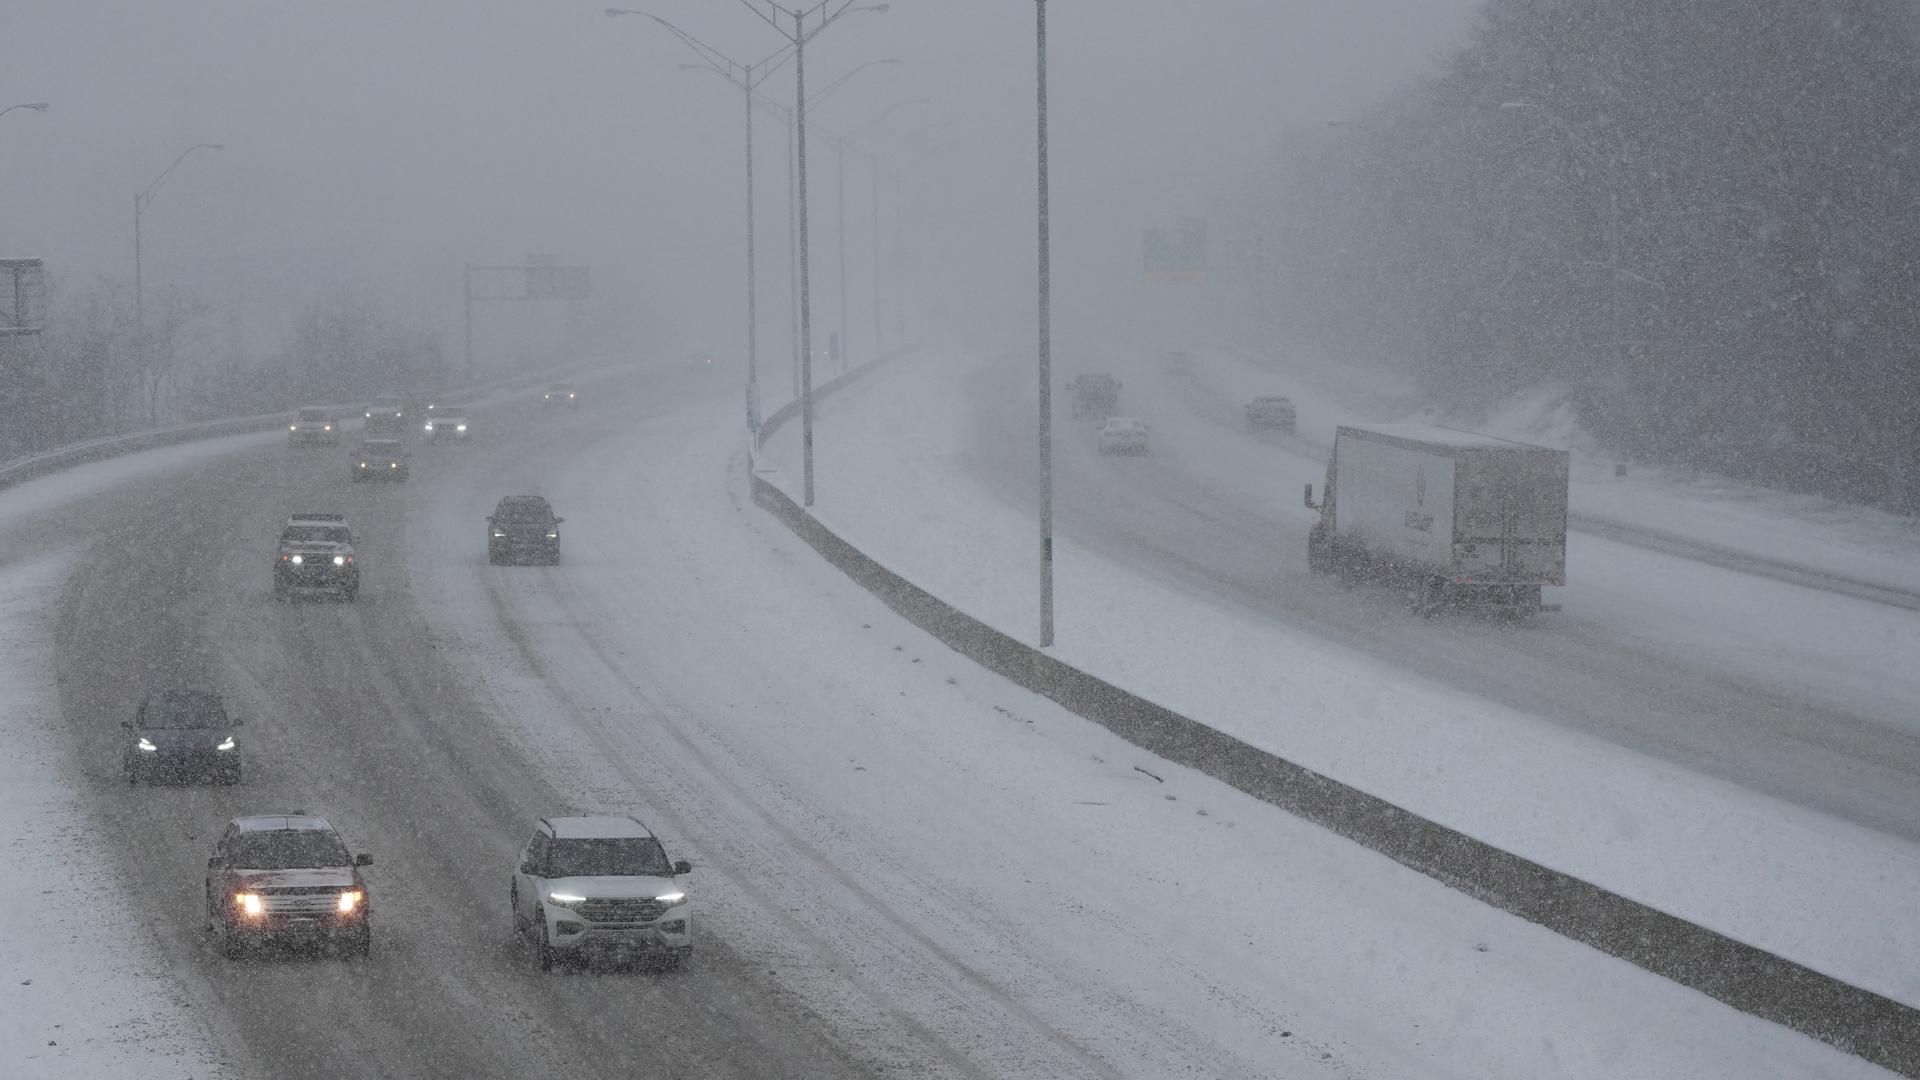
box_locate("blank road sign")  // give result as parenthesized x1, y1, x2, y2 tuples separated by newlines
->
(0, 258, 47, 335)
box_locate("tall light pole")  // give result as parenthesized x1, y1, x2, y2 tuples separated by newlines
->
(1499, 100, 1625, 381)
(737, 0, 890, 507)
(133, 143, 223, 338)
(0, 102, 50, 121)
(1036, 0, 1054, 647)
(607, 9, 793, 438)
(821, 96, 927, 373)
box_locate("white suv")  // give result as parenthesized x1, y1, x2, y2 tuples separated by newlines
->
(509, 815, 693, 971)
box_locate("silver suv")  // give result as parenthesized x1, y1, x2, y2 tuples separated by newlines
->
(509, 815, 692, 971)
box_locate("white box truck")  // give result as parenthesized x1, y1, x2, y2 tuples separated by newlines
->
(1304, 424, 1568, 614)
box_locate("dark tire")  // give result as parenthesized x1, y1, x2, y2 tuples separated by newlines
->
(534, 911, 554, 972)
(509, 885, 524, 934)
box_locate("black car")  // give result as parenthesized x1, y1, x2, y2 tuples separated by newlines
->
(489, 495, 563, 565)
(351, 439, 409, 482)
(123, 690, 243, 785)
(274, 514, 359, 601)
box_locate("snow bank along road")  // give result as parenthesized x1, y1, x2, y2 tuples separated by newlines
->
(0, 357, 1889, 1079)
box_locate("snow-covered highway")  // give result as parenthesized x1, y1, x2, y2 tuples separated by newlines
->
(0, 356, 1892, 1078)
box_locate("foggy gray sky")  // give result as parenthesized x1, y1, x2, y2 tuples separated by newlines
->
(0, 0, 1474, 365)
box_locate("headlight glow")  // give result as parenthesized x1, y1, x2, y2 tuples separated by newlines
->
(424, 423, 434, 431)
(323, 425, 331, 431)
(492, 531, 506, 538)
(390, 462, 398, 469)
(216, 736, 236, 751)
(337, 889, 362, 914)
(289, 554, 303, 564)
(545, 532, 558, 539)
(655, 891, 686, 905)
(359, 462, 368, 468)
(137, 737, 158, 752)
(235, 892, 264, 916)
(568, 392, 575, 399)
(332, 555, 346, 566)
(546, 892, 587, 907)
(455, 424, 466, 431)
(290, 424, 297, 431)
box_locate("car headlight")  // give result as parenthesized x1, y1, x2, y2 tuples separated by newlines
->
(424, 423, 434, 431)
(655, 891, 687, 907)
(289, 554, 304, 565)
(359, 462, 368, 468)
(389, 462, 398, 468)
(492, 531, 506, 539)
(234, 892, 264, 917)
(568, 392, 575, 399)
(333, 555, 347, 566)
(137, 737, 158, 752)
(290, 424, 297, 431)
(545, 892, 587, 908)
(337, 889, 363, 914)
(455, 424, 466, 431)
(545, 532, 558, 539)
(365, 412, 373, 419)
(323, 425, 331, 431)
(216, 736, 236, 751)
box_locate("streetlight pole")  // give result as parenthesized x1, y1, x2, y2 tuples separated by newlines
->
(736, 0, 890, 507)
(133, 142, 223, 339)
(608, 10, 796, 440)
(1036, 0, 1054, 647)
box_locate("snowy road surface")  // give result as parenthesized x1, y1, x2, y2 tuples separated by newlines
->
(757, 347, 1920, 1012)
(0, 358, 1890, 1078)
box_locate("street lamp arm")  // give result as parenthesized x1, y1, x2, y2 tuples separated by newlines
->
(138, 143, 224, 210)
(733, 0, 887, 45)
(805, 57, 901, 111)
(609, 8, 796, 88)
(0, 102, 51, 120)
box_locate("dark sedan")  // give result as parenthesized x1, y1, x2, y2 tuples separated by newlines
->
(122, 690, 243, 785)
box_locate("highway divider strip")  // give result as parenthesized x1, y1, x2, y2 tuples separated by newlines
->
(748, 353, 1920, 1078)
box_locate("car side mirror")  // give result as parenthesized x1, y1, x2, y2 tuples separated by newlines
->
(673, 860, 692, 876)
(1304, 483, 1320, 511)
(233, 718, 246, 727)
(354, 853, 373, 867)
(553, 517, 564, 525)
(120, 720, 134, 730)
(519, 860, 536, 875)
(207, 857, 222, 870)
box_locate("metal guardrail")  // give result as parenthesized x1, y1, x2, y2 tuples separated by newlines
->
(748, 351, 1920, 1078)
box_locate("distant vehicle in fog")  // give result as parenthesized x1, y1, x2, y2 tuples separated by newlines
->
(205, 814, 372, 959)
(488, 495, 562, 565)
(1305, 424, 1568, 616)
(541, 382, 577, 404)
(422, 411, 471, 443)
(351, 438, 409, 482)
(364, 395, 408, 436)
(123, 689, 243, 785)
(288, 406, 339, 446)
(1244, 395, 1297, 433)
(510, 815, 693, 972)
(1067, 373, 1122, 422)
(1098, 416, 1150, 456)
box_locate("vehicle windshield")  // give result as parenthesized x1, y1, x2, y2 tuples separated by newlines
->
(495, 501, 552, 522)
(546, 837, 671, 878)
(142, 693, 228, 729)
(297, 408, 327, 421)
(282, 526, 350, 544)
(228, 829, 352, 870)
(357, 443, 400, 456)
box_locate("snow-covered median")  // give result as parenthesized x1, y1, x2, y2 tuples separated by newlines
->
(0, 554, 234, 1080)
(757, 346, 1920, 1013)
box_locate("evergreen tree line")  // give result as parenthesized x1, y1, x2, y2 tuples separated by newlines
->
(0, 277, 444, 459)
(1253, 0, 1920, 508)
